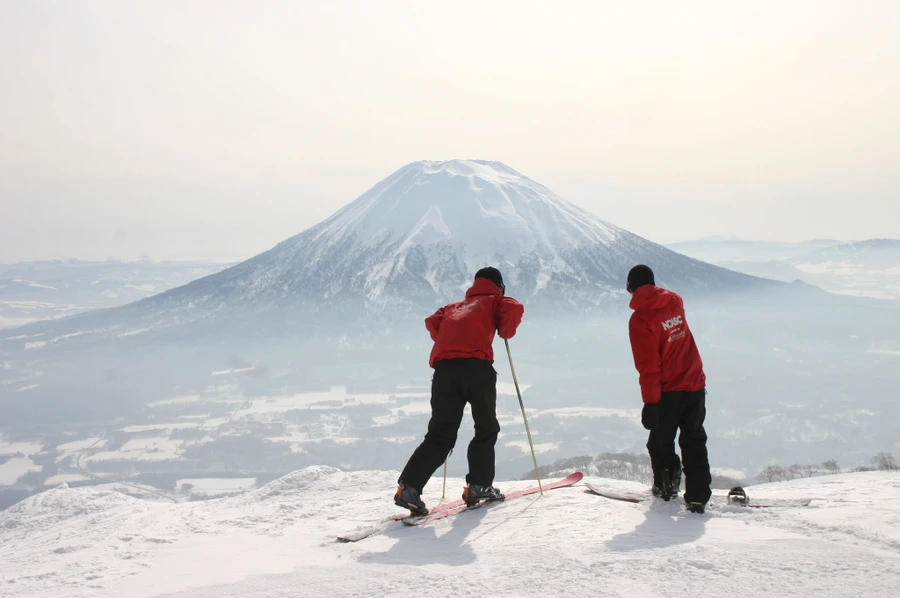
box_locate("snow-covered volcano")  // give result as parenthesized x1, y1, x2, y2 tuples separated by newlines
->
(308, 159, 625, 300)
(2, 160, 771, 346)
(141, 160, 765, 315)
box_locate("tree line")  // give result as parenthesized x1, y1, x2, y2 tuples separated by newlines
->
(757, 452, 896, 483)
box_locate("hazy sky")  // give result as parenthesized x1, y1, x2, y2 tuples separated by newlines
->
(2, 0, 899, 262)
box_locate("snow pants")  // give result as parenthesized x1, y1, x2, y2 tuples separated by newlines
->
(399, 357, 500, 493)
(646, 388, 712, 504)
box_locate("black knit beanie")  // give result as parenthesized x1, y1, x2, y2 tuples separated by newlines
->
(627, 265, 655, 292)
(474, 266, 504, 290)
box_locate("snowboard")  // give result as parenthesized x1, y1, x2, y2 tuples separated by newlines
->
(337, 472, 583, 542)
(583, 480, 811, 509)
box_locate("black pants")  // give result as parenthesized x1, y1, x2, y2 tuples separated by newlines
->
(399, 358, 500, 493)
(646, 389, 712, 504)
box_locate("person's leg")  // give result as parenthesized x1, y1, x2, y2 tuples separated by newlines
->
(464, 360, 501, 487)
(646, 392, 684, 499)
(678, 389, 712, 505)
(398, 361, 466, 494)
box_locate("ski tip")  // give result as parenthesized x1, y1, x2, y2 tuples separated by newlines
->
(567, 471, 584, 483)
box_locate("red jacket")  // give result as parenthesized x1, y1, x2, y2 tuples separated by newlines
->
(628, 285, 706, 404)
(425, 278, 524, 367)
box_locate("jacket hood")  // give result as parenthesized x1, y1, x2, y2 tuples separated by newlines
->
(629, 285, 680, 311)
(466, 277, 503, 298)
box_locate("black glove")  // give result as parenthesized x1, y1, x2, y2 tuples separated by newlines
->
(641, 403, 659, 431)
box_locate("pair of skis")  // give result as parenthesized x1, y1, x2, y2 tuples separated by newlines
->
(337, 472, 583, 542)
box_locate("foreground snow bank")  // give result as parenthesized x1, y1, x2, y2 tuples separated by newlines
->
(1, 468, 898, 597)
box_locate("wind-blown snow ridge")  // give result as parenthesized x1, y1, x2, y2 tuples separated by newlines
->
(1, 468, 898, 597)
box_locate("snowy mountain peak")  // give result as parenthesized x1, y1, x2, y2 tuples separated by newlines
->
(311, 159, 621, 259)
(232, 158, 670, 308)
(414, 159, 524, 181)
(235, 159, 768, 309)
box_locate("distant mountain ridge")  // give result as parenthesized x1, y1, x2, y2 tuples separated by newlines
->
(669, 236, 900, 300)
(0, 259, 231, 330)
(665, 237, 843, 263)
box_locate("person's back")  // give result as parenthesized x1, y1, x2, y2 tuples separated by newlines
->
(626, 265, 711, 513)
(394, 267, 524, 514)
(426, 276, 524, 367)
(628, 284, 706, 403)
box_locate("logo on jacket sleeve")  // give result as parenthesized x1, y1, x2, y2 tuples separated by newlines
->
(661, 315, 683, 331)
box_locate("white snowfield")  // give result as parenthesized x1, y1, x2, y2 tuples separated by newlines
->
(1, 468, 898, 597)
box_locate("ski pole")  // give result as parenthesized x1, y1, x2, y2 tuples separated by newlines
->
(505, 339, 542, 494)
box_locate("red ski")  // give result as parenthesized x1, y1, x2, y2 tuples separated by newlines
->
(402, 472, 584, 526)
(337, 472, 583, 541)
(337, 496, 471, 542)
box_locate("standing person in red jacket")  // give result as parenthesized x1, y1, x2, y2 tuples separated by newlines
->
(394, 267, 525, 514)
(627, 265, 712, 513)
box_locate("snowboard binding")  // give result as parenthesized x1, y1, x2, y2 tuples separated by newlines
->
(727, 486, 749, 506)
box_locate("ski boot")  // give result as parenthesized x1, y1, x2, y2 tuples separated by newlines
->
(727, 486, 749, 506)
(651, 462, 682, 501)
(651, 485, 670, 500)
(685, 501, 706, 514)
(394, 483, 428, 515)
(462, 483, 505, 506)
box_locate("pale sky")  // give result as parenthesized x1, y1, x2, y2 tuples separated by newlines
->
(2, 0, 899, 262)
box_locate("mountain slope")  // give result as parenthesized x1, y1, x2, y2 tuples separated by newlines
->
(1, 467, 898, 597)
(2, 160, 773, 346)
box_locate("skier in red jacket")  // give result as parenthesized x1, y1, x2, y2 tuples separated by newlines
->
(394, 267, 525, 514)
(627, 265, 712, 513)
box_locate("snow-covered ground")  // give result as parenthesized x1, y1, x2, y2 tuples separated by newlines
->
(174, 478, 257, 498)
(0, 457, 41, 485)
(1, 468, 897, 597)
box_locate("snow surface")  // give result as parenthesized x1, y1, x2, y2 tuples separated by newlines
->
(43, 473, 91, 486)
(1, 468, 898, 597)
(175, 478, 257, 497)
(0, 457, 41, 485)
(0, 442, 44, 456)
(86, 437, 183, 464)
